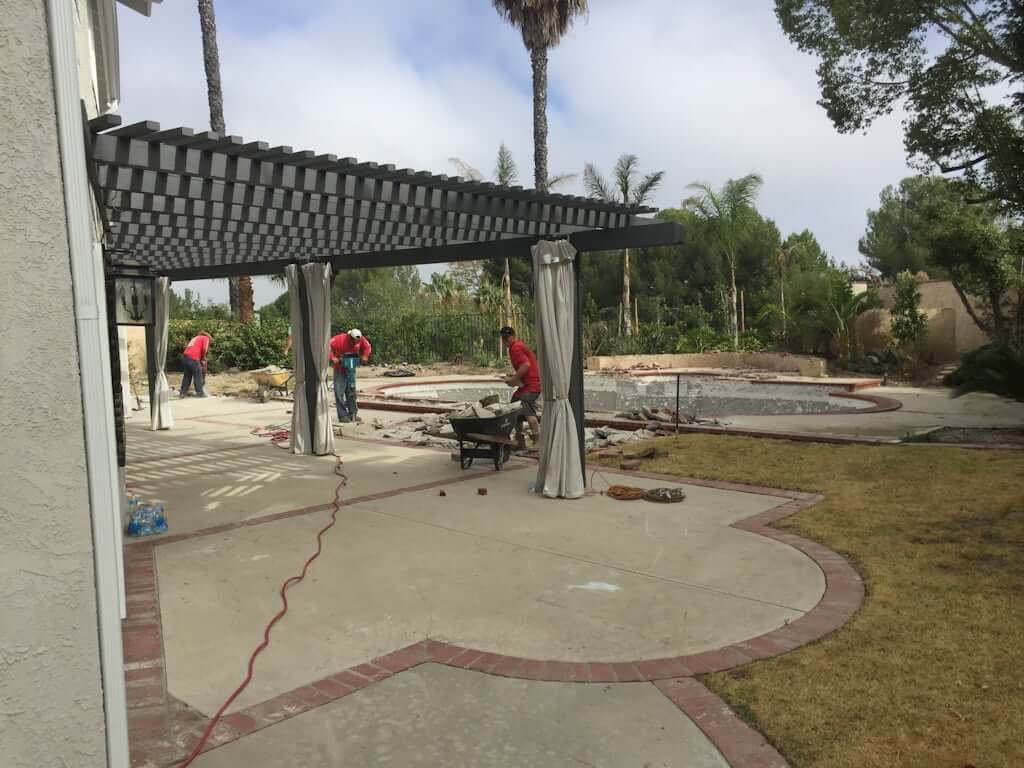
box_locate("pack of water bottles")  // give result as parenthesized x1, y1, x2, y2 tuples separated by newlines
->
(126, 496, 168, 537)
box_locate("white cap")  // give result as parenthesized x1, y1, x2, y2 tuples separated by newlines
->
(349, 328, 362, 339)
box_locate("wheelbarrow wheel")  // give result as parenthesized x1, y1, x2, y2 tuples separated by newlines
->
(460, 445, 474, 470)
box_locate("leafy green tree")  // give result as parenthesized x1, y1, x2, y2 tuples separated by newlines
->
(449, 144, 575, 314)
(859, 176, 952, 277)
(169, 287, 231, 320)
(775, 0, 1024, 214)
(861, 175, 1019, 346)
(491, 0, 589, 192)
(683, 173, 765, 346)
(583, 154, 666, 336)
(890, 271, 929, 367)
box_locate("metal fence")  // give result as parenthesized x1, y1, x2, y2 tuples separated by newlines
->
(332, 310, 534, 366)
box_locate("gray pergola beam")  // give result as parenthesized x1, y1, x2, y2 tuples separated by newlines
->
(91, 133, 650, 220)
(140, 221, 684, 280)
(95, 165, 633, 232)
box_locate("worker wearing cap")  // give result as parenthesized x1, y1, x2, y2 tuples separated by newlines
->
(329, 328, 371, 422)
(500, 326, 541, 448)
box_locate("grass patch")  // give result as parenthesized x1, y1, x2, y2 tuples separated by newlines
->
(596, 435, 1024, 768)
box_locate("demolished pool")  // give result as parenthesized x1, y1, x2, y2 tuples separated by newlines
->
(371, 373, 880, 418)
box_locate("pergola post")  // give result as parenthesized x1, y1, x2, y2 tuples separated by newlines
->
(570, 252, 586, 479)
(295, 266, 320, 450)
(144, 325, 156, 425)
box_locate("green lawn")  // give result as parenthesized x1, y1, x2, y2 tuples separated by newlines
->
(597, 435, 1024, 768)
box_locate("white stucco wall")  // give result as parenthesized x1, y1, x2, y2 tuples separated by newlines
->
(0, 0, 109, 765)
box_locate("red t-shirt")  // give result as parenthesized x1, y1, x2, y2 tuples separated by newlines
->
(508, 339, 541, 395)
(329, 333, 372, 370)
(183, 334, 210, 361)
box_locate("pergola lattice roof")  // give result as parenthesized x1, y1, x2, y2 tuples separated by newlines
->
(88, 115, 681, 280)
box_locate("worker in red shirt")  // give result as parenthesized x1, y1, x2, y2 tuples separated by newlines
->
(180, 331, 212, 398)
(500, 326, 541, 448)
(329, 328, 372, 422)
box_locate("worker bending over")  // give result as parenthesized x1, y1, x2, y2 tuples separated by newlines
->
(500, 326, 541, 449)
(330, 328, 371, 422)
(180, 331, 212, 398)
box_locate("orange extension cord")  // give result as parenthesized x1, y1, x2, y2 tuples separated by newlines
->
(178, 436, 347, 767)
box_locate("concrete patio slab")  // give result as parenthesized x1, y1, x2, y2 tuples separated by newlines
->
(156, 467, 817, 714)
(189, 663, 729, 768)
(355, 468, 824, 611)
(128, 433, 509, 537)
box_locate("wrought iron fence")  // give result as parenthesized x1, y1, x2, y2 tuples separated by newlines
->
(331, 310, 534, 366)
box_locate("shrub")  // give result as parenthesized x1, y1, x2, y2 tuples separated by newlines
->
(945, 344, 1024, 399)
(889, 272, 928, 370)
(168, 319, 289, 373)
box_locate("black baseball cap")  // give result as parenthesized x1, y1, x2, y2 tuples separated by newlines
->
(499, 326, 515, 337)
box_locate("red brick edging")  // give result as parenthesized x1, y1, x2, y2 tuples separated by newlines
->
(122, 468, 862, 768)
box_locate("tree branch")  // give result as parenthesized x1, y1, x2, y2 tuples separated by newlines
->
(951, 279, 991, 335)
(938, 153, 990, 173)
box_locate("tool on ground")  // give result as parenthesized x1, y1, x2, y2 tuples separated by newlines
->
(603, 484, 686, 504)
(449, 406, 519, 471)
(251, 366, 293, 403)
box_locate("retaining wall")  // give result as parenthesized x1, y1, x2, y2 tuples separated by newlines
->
(586, 352, 828, 377)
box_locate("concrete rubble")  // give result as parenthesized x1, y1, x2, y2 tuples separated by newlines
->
(370, 407, 674, 452)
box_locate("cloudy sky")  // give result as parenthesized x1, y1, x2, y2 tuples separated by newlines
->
(117, 0, 912, 307)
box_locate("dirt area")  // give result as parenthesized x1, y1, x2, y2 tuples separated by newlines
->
(908, 426, 1024, 446)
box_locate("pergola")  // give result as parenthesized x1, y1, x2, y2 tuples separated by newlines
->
(87, 114, 683, 478)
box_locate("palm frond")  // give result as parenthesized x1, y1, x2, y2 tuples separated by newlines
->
(613, 153, 639, 199)
(491, 0, 589, 50)
(494, 143, 518, 186)
(448, 157, 483, 182)
(583, 163, 616, 202)
(546, 171, 577, 190)
(631, 170, 665, 206)
(721, 173, 764, 216)
(682, 182, 722, 219)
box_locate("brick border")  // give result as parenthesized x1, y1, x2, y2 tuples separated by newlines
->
(124, 467, 861, 767)
(656, 678, 790, 768)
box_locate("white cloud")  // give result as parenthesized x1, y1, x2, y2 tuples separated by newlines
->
(116, 0, 913, 306)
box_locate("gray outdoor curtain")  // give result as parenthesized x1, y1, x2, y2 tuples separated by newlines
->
(150, 276, 173, 430)
(287, 263, 335, 456)
(532, 240, 584, 499)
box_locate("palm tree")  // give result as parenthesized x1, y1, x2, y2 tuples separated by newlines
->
(427, 271, 466, 309)
(491, 0, 588, 192)
(683, 174, 764, 347)
(197, 0, 254, 322)
(583, 155, 665, 336)
(448, 144, 576, 323)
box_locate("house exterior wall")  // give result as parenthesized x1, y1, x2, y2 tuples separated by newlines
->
(0, 0, 108, 765)
(856, 279, 990, 363)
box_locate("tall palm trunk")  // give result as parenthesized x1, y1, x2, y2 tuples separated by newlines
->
(779, 279, 786, 339)
(729, 260, 739, 347)
(529, 46, 548, 192)
(622, 248, 633, 336)
(198, 0, 254, 321)
(501, 259, 513, 325)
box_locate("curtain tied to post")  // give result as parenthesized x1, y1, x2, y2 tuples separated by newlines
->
(532, 239, 584, 499)
(287, 263, 335, 456)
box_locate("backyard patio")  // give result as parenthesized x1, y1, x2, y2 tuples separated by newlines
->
(121, 396, 860, 767)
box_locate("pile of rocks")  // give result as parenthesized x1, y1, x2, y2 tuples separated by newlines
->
(373, 412, 461, 448)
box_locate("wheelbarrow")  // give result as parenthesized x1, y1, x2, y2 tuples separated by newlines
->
(449, 409, 519, 471)
(252, 368, 293, 402)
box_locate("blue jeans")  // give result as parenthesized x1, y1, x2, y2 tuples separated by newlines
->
(333, 368, 357, 421)
(180, 355, 204, 396)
